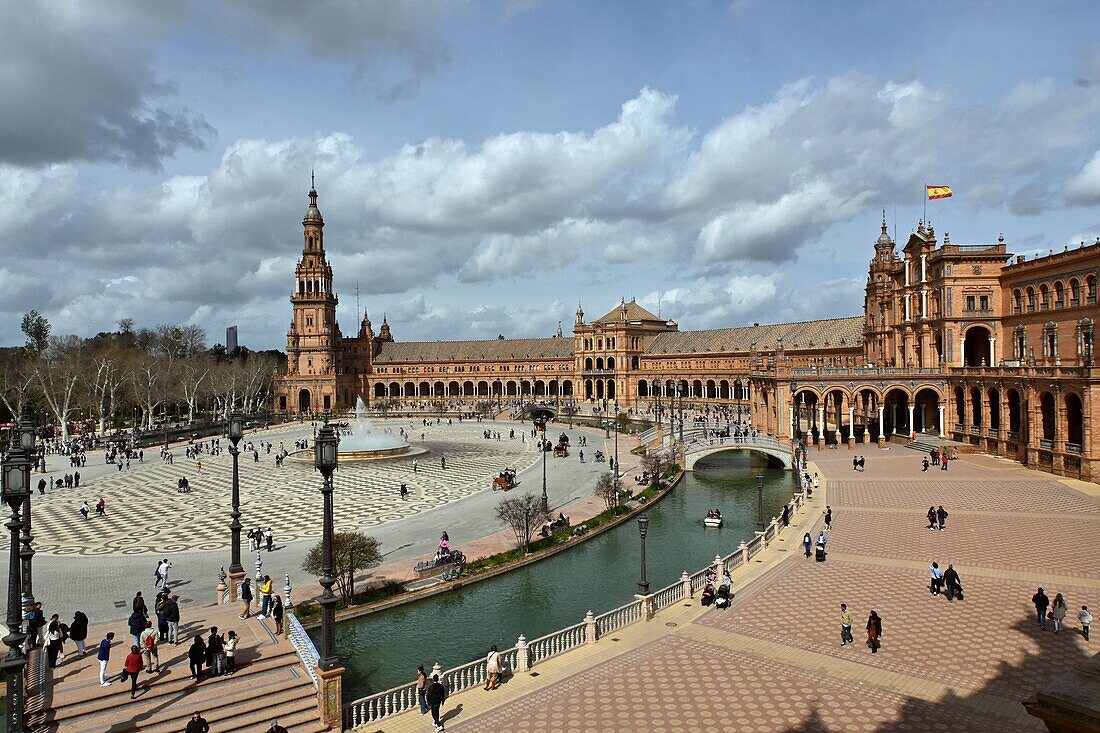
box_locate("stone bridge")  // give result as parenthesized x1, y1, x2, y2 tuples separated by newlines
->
(683, 434, 795, 471)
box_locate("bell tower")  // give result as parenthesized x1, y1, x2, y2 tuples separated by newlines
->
(287, 179, 339, 378)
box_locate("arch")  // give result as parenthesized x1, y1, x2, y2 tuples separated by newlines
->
(637, 379, 649, 398)
(584, 379, 593, 400)
(534, 379, 546, 396)
(914, 387, 941, 435)
(548, 379, 559, 396)
(562, 379, 574, 396)
(963, 325, 992, 367)
(1040, 391, 1056, 442)
(1066, 392, 1084, 448)
(596, 379, 605, 400)
(1040, 283, 1050, 310)
(506, 380, 518, 397)
(404, 381, 416, 397)
(298, 389, 311, 412)
(448, 381, 460, 396)
(433, 381, 445, 398)
(883, 387, 911, 437)
(1088, 274, 1097, 303)
(607, 380, 616, 400)
(1054, 280, 1065, 307)
(607, 357, 615, 370)
(692, 379, 703, 398)
(1026, 286, 1035, 311)
(584, 357, 593, 370)
(1070, 278, 1081, 303)
(706, 380, 716, 399)
(463, 381, 475, 397)
(373, 383, 386, 398)
(477, 380, 489, 396)
(595, 357, 604, 371)
(389, 381, 400, 397)
(491, 381, 503, 396)
(419, 381, 431, 398)
(520, 380, 532, 396)
(987, 388, 1001, 434)
(719, 380, 730, 399)
(970, 387, 982, 428)
(1007, 389, 1022, 436)
(954, 386, 965, 429)
(1013, 288, 1022, 313)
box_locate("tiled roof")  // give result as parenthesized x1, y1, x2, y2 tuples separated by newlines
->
(645, 316, 864, 355)
(375, 337, 574, 363)
(594, 299, 663, 324)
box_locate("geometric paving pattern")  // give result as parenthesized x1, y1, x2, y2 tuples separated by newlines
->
(27, 420, 538, 556)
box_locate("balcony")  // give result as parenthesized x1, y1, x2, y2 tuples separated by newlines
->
(970, 425, 981, 435)
(1027, 304, 1036, 312)
(1056, 300, 1065, 308)
(954, 423, 964, 432)
(1090, 295, 1098, 305)
(1040, 438, 1054, 449)
(581, 369, 614, 376)
(1067, 442, 1083, 453)
(1007, 430, 1019, 441)
(963, 309, 994, 317)
(1070, 298, 1080, 307)
(987, 428, 999, 438)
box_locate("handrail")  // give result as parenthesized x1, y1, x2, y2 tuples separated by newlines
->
(285, 613, 320, 689)
(651, 580, 686, 612)
(527, 622, 587, 665)
(594, 598, 644, 638)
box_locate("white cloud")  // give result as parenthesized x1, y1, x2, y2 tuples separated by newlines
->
(1066, 149, 1100, 205)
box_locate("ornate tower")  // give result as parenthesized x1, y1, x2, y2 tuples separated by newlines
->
(287, 182, 339, 381)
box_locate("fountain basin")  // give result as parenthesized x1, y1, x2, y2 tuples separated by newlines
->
(290, 444, 430, 463)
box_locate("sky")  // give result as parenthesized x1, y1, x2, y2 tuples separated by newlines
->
(3, 0, 1100, 350)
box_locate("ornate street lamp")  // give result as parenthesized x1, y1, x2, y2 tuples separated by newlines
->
(17, 409, 35, 607)
(227, 412, 245, 579)
(2, 437, 31, 733)
(314, 418, 340, 671)
(636, 513, 650, 596)
(532, 414, 549, 513)
(756, 473, 766, 532)
(613, 400, 620, 485)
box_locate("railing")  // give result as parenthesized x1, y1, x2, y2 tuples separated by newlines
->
(1067, 442, 1083, 453)
(1040, 438, 1054, 449)
(987, 428, 999, 438)
(221, 587, 231, 605)
(954, 423, 964, 432)
(343, 470, 806, 728)
(651, 580, 685, 613)
(970, 425, 981, 435)
(285, 613, 320, 688)
(527, 622, 586, 665)
(594, 599, 644, 638)
(1008, 430, 1020, 441)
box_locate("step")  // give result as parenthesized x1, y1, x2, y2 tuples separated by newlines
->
(130, 677, 316, 733)
(33, 645, 300, 724)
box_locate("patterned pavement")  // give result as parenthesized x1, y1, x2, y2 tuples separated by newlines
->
(384, 447, 1100, 733)
(26, 420, 539, 555)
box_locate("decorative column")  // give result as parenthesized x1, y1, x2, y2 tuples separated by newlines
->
(847, 405, 855, 446)
(938, 404, 946, 438)
(584, 610, 597, 644)
(907, 403, 915, 439)
(904, 294, 911, 321)
(817, 406, 825, 446)
(989, 337, 997, 367)
(921, 253, 927, 282)
(877, 405, 886, 445)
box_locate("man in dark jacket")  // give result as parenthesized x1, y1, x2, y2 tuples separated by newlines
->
(127, 610, 146, 648)
(164, 595, 181, 645)
(1033, 587, 1050, 629)
(426, 674, 448, 731)
(185, 712, 210, 733)
(943, 565, 962, 601)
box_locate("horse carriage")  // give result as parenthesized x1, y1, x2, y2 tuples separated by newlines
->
(552, 432, 570, 458)
(492, 468, 518, 491)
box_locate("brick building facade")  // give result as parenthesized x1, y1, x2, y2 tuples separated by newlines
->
(273, 188, 1100, 481)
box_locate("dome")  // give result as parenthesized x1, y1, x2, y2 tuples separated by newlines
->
(303, 184, 323, 223)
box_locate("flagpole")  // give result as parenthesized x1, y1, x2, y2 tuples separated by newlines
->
(923, 182, 927, 224)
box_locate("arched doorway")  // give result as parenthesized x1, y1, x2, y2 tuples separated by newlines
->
(1066, 393, 1084, 449)
(963, 326, 992, 367)
(298, 389, 311, 413)
(1040, 392, 1056, 446)
(793, 390, 819, 443)
(988, 388, 1001, 437)
(914, 388, 941, 436)
(883, 388, 910, 437)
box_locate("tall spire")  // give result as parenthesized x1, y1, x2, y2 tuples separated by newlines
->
(304, 176, 323, 223)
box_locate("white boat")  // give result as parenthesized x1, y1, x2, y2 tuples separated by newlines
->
(704, 515, 723, 528)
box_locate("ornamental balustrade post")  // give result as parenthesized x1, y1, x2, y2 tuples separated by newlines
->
(432, 662, 443, 681)
(216, 567, 228, 605)
(713, 553, 723, 579)
(584, 610, 597, 644)
(516, 634, 529, 672)
(739, 541, 749, 564)
(680, 570, 691, 598)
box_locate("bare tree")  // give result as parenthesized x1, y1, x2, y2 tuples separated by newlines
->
(495, 492, 548, 552)
(302, 531, 383, 604)
(178, 354, 212, 422)
(88, 347, 126, 433)
(593, 472, 622, 510)
(642, 451, 673, 491)
(0, 349, 36, 420)
(35, 335, 87, 441)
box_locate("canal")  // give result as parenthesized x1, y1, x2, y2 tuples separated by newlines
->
(320, 453, 796, 700)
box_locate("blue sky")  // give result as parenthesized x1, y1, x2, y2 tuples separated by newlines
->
(3, 1, 1100, 349)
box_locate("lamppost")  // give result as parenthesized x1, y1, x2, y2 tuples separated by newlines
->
(677, 382, 685, 445)
(16, 410, 35, 607)
(755, 473, 765, 532)
(534, 415, 548, 513)
(613, 400, 620, 482)
(2, 428, 31, 733)
(314, 418, 340, 671)
(227, 412, 245, 584)
(636, 513, 650, 595)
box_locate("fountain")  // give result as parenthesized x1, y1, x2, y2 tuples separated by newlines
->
(297, 397, 428, 462)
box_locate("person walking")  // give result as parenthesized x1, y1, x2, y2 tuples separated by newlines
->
(155, 558, 172, 588)
(426, 673, 448, 731)
(936, 505, 948, 532)
(1052, 593, 1068, 633)
(239, 578, 253, 619)
(866, 610, 882, 653)
(484, 644, 501, 690)
(265, 527, 274, 552)
(188, 635, 207, 681)
(128, 609, 146, 648)
(926, 506, 937, 531)
(224, 630, 239, 675)
(416, 665, 429, 715)
(69, 610, 89, 657)
(1033, 588, 1051, 630)
(840, 603, 854, 646)
(45, 615, 66, 668)
(207, 627, 225, 677)
(185, 712, 210, 733)
(823, 506, 833, 531)
(929, 562, 944, 596)
(139, 621, 160, 673)
(165, 594, 181, 645)
(271, 595, 284, 635)
(803, 532, 812, 558)
(80, 501, 90, 520)
(943, 565, 962, 601)
(1079, 605, 1092, 641)
(133, 591, 148, 618)
(121, 645, 144, 699)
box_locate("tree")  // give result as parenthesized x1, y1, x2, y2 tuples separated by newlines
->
(0, 348, 36, 421)
(593, 472, 621, 510)
(642, 451, 673, 491)
(21, 310, 51, 354)
(35, 335, 87, 441)
(495, 491, 548, 552)
(302, 531, 383, 604)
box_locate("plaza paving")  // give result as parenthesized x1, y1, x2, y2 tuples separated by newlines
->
(0, 419, 627, 622)
(377, 448, 1100, 733)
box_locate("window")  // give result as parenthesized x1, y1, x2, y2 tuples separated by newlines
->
(966, 295, 975, 311)
(979, 295, 989, 311)
(1013, 289, 1022, 313)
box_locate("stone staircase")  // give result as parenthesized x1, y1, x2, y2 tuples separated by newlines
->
(904, 434, 979, 455)
(26, 618, 327, 733)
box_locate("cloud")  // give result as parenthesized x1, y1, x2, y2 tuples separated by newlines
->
(0, 1, 212, 168)
(1066, 149, 1100, 205)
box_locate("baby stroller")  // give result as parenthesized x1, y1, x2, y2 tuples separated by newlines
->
(700, 584, 715, 606)
(815, 541, 827, 562)
(714, 585, 730, 609)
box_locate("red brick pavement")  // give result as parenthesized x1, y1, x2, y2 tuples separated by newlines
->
(446, 636, 1026, 733)
(828, 478, 1100, 514)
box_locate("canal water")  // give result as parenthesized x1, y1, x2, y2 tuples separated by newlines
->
(321, 453, 796, 700)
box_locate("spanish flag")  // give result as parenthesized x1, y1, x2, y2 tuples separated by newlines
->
(926, 185, 953, 200)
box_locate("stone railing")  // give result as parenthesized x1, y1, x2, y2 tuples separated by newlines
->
(526, 621, 587, 665)
(343, 489, 806, 730)
(285, 612, 320, 689)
